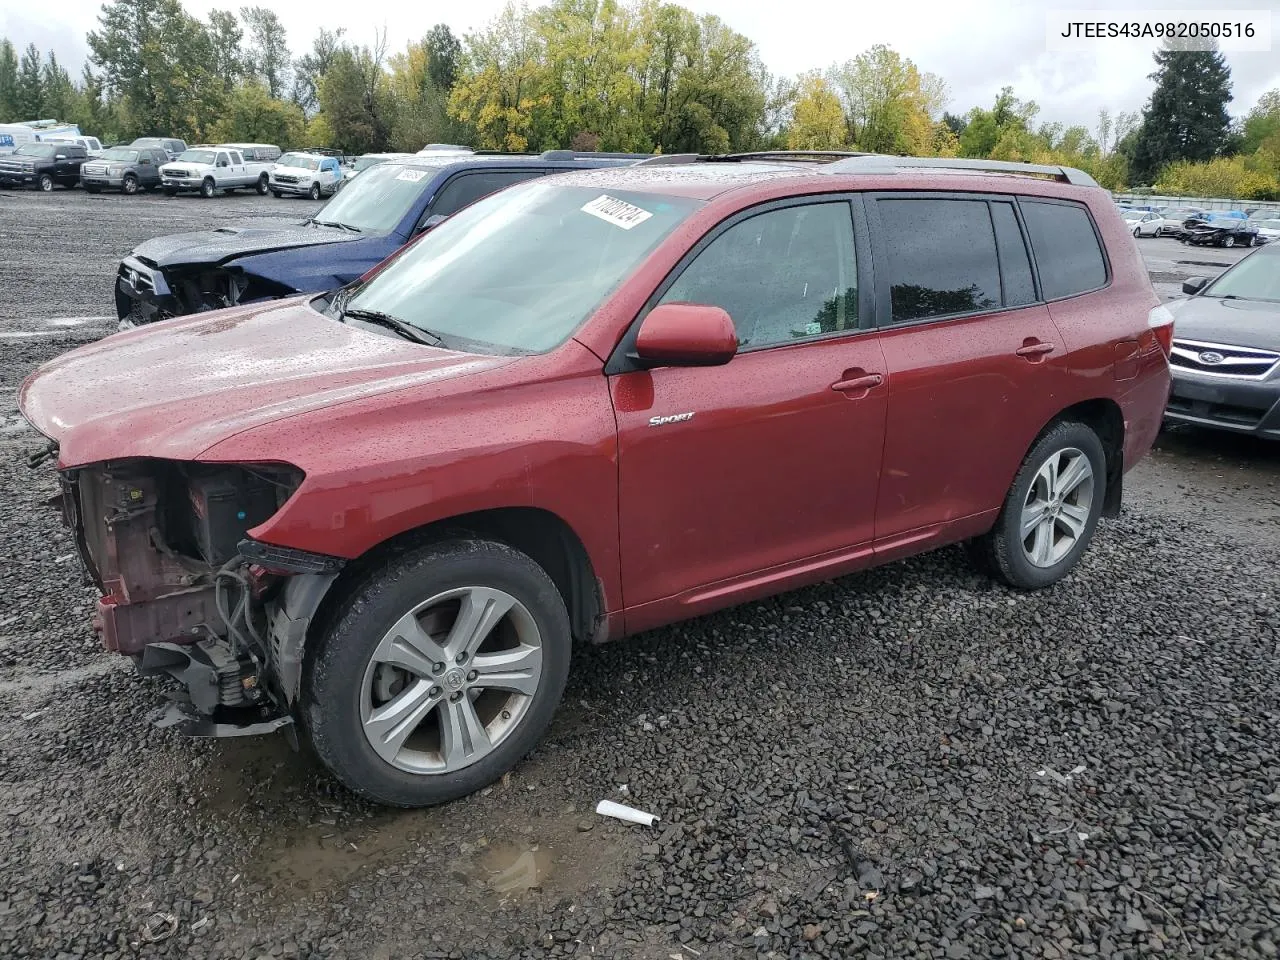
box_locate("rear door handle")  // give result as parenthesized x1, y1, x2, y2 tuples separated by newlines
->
(1015, 342, 1056, 358)
(831, 373, 883, 393)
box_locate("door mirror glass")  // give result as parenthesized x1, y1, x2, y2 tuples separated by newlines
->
(1183, 276, 1208, 295)
(634, 303, 738, 367)
(55, 153, 66, 159)
(417, 213, 448, 233)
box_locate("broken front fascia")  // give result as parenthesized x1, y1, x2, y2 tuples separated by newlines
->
(59, 458, 343, 735)
(115, 256, 295, 324)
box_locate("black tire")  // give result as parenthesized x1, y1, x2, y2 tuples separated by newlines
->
(968, 420, 1107, 590)
(1224, 235, 1236, 248)
(37, 173, 53, 192)
(309, 181, 322, 201)
(200, 177, 215, 199)
(272, 190, 283, 198)
(121, 174, 139, 195)
(303, 538, 572, 807)
(1132, 226, 1141, 238)
(256, 174, 269, 195)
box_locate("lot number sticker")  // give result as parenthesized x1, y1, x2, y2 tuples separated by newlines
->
(395, 169, 428, 182)
(581, 194, 653, 230)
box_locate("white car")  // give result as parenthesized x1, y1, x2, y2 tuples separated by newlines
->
(160, 145, 278, 197)
(1249, 218, 1280, 244)
(1124, 210, 1163, 237)
(44, 135, 104, 157)
(344, 152, 414, 183)
(269, 151, 344, 199)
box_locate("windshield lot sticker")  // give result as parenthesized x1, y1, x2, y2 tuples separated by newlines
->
(581, 195, 653, 230)
(395, 168, 428, 182)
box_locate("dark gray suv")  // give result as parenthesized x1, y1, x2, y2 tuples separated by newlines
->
(80, 146, 169, 194)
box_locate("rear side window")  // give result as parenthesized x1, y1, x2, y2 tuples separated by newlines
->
(1020, 200, 1107, 299)
(990, 202, 1036, 307)
(429, 170, 544, 217)
(876, 198, 1001, 323)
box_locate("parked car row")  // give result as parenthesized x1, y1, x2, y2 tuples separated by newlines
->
(1122, 206, 1273, 246)
(21, 153, 1173, 808)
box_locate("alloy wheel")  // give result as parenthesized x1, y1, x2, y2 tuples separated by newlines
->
(359, 586, 544, 774)
(1019, 447, 1095, 568)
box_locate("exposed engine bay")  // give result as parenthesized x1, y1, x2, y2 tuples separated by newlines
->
(116, 257, 296, 325)
(54, 458, 342, 737)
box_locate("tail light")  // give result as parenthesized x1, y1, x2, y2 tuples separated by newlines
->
(1148, 304, 1175, 357)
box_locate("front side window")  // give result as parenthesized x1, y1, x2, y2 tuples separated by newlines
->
(659, 202, 858, 349)
(877, 198, 1001, 323)
(429, 170, 545, 218)
(338, 182, 702, 354)
(1021, 200, 1107, 300)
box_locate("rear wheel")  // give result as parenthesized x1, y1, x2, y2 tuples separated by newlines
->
(37, 173, 53, 192)
(200, 177, 216, 199)
(121, 174, 139, 195)
(303, 539, 572, 807)
(968, 420, 1106, 590)
(256, 174, 269, 195)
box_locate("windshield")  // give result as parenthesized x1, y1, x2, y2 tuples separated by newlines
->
(339, 181, 703, 353)
(315, 162, 444, 232)
(1203, 251, 1280, 302)
(353, 155, 393, 172)
(278, 153, 319, 170)
(16, 144, 55, 158)
(1252, 219, 1280, 229)
(175, 149, 216, 164)
(100, 148, 139, 162)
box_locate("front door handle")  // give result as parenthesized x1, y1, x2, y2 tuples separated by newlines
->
(831, 372, 883, 395)
(1015, 341, 1056, 359)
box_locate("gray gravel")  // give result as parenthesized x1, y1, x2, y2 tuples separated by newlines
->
(2, 190, 1278, 960)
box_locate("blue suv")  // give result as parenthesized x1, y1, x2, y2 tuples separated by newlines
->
(115, 151, 648, 327)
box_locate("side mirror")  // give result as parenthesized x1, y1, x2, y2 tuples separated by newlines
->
(417, 214, 448, 233)
(634, 303, 738, 367)
(1182, 277, 1208, 295)
(55, 153, 66, 160)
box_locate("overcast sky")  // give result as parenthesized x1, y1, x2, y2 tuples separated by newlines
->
(3, 0, 1278, 130)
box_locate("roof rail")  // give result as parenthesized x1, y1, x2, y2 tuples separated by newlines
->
(632, 153, 699, 166)
(822, 155, 1100, 187)
(539, 150, 656, 161)
(718, 150, 876, 163)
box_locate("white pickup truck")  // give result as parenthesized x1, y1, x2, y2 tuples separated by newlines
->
(159, 144, 277, 197)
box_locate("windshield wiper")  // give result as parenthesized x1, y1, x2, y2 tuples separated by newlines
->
(342, 308, 441, 346)
(312, 219, 361, 233)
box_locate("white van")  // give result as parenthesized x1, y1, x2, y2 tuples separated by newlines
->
(44, 135, 104, 157)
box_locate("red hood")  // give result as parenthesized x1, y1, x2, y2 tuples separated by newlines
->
(19, 298, 511, 467)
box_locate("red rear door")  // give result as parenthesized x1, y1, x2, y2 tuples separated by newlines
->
(867, 194, 1074, 547)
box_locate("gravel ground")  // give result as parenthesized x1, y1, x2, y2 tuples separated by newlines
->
(2, 190, 1278, 960)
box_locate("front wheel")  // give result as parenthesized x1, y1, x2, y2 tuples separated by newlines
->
(163, 186, 178, 196)
(968, 420, 1106, 590)
(256, 174, 269, 195)
(303, 538, 572, 807)
(200, 177, 215, 199)
(121, 174, 139, 195)
(1224, 235, 1236, 248)
(38, 173, 53, 192)
(1132, 226, 1141, 238)
(309, 181, 322, 200)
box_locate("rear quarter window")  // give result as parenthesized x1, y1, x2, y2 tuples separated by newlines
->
(1020, 200, 1108, 300)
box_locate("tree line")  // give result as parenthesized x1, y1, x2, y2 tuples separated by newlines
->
(1, 0, 1277, 199)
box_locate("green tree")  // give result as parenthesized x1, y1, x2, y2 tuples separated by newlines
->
(0, 40, 18, 121)
(424, 23, 462, 92)
(88, 0, 223, 140)
(831, 44, 948, 155)
(786, 73, 846, 149)
(449, 3, 550, 152)
(208, 10, 245, 92)
(292, 28, 345, 115)
(16, 43, 43, 118)
(958, 86, 1038, 157)
(210, 80, 304, 145)
(388, 35, 471, 150)
(317, 35, 392, 152)
(1130, 42, 1233, 184)
(664, 14, 766, 153)
(1242, 89, 1280, 154)
(240, 6, 290, 99)
(41, 53, 78, 121)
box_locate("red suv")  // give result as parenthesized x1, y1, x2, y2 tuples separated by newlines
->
(19, 154, 1172, 807)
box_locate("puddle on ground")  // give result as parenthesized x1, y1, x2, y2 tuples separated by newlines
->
(481, 842, 555, 895)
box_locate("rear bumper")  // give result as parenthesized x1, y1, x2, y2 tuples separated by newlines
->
(1165, 367, 1280, 437)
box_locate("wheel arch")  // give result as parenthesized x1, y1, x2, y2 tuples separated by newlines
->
(1035, 397, 1126, 518)
(311, 506, 605, 650)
